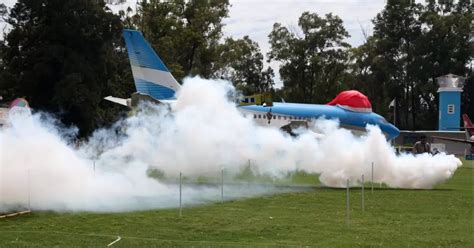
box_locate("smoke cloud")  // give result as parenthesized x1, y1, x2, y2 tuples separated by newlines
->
(0, 77, 462, 212)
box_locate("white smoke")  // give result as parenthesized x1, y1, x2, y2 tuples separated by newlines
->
(0, 77, 462, 212)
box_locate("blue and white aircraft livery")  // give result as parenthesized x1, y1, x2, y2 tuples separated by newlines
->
(105, 29, 400, 140)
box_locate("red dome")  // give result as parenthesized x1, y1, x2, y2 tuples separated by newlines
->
(327, 90, 372, 112)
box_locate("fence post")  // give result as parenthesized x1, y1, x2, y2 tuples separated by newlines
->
(371, 162, 374, 194)
(0, 163, 2, 212)
(361, 174, 365, 212)
(247, 160, 251, 187)
(346, 179, 350, 226)
(26, 169, 31, 211)
(179, 172, 182, 217)
(221, 168, 224, 204)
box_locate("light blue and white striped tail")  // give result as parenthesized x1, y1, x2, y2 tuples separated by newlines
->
(123, 29, 181, 100)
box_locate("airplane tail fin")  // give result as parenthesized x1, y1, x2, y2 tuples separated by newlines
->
(462, 114, 474, 137)
(123, 29, 181, 100)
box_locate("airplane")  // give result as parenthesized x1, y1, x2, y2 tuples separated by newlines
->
(105, 29, 400, 140)
(432, 114, 474, 155)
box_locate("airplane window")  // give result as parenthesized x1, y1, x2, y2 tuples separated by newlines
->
(278, 116, 281, 120)
(258, 114, 261, 119)
(254, 114, 256, 119)
(284, 116, 287, 120)
(273, 116, 276, 119)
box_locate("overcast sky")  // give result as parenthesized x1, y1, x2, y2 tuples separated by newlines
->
(106, 0, 385, 49)
(222, 0, 385, 85)
(225, 0, 384, 49)
(1, 0, 386, 86)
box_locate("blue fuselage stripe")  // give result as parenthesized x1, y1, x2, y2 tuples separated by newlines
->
(135, 79, 176, 100)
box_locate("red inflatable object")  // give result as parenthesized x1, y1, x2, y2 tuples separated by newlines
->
(327, 90, 372, 112)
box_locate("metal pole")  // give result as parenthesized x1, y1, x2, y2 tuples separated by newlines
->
(179, 172, 182, 217)
(247, 160, 251, 187)
(221, 168, 224, 204)
(361, 175, 365, 212)
(394, 98, 396, 126)
(371, 162, 374, 194)
(28, 169, 31, 211)
(346, 179, 350, 226)
(0, 161, 2, 212)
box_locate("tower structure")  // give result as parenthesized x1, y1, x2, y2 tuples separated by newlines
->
(437, 74, 465, 130)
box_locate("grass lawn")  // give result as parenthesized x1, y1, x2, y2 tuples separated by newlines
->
(0, 160, 472, 247)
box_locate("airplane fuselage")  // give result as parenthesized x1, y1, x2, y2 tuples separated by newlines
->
(239, 102, 400, 140)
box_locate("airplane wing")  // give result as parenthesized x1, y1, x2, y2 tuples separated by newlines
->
(432, 136, 474, 145)
(280, 121, 309, 137)
(104, 96, 130, 107)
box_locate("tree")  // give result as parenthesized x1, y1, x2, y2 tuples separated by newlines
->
(268, 12, 351, 104)
(0, 0, 131, 135)
(360, 0, 473, 129)
(133, 0, 230, 80)
(424, 0, 473, 122)
(370, 0, 423, 129)
(348, 36, 390, 115)
(216, 36, 274, 94)
(133, 1, 275, 94)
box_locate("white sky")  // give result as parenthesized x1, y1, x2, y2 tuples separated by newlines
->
(224, 0, 384, 50)
(107, 0, 385, 47)
(222, 0, 385, 85)
(1, 0, 386, 86)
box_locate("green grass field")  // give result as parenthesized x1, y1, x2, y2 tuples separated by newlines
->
(0, 160, 472, 247)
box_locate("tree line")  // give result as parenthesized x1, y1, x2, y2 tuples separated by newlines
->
(0, 0, 472, 135)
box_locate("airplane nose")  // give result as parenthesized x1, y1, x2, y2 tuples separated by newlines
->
(385, 124, 400, 140)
